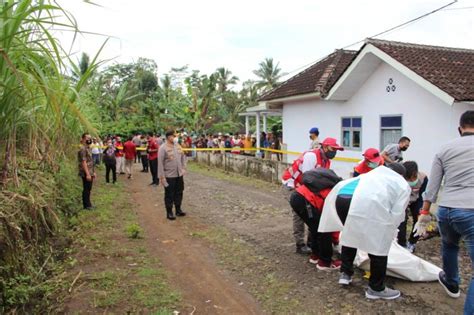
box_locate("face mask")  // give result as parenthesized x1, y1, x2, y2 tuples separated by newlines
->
(108, 143, 113, 147)
(400, 146, 408, 151)
(173, 137, 179, 144)
(408, 179, 419, 187)
(367, 161, 379, 169)
(325, 150, 337, 159)
(85, 139, 92, 145)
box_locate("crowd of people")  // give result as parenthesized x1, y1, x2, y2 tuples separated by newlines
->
(77, 110, 473, 313)
(77, 131, 187, 220)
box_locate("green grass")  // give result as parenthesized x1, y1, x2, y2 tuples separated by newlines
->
(187, 161, 280, 190)
(58, 172, 181, 313)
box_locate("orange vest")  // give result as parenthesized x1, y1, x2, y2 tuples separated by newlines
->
(282, 149, 330, 187)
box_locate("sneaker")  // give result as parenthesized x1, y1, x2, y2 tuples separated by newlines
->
(407, 242, 416, 253)
(317, 259, 341, 271)
(309, 255, 319, 264)
(365, 287, 401, 300)
(338, 272, 352, 285)
(296, 244, 312, 255)
(438, 271, 460, 298)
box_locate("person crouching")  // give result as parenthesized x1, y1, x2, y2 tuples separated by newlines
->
(289, 168, 343, 270)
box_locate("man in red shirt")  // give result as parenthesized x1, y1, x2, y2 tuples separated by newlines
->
(115, 136, 125, 174)
(123, 136, 137, 179)
(147, 132, 159, 186)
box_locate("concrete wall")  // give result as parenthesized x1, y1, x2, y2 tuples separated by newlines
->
(195, 152, 290, 184)
(282, 62, 474, 178)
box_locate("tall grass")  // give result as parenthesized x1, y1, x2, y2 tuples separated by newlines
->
(0, 1, 106, 311)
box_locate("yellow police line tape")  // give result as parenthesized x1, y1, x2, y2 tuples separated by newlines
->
(104, 146, 360, 163)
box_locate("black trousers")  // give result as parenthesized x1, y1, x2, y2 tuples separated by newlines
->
(164, 176, 184, 213)
(290, 192, 333, 263)
(81, 176, 93, 209)
(105, 162, 117, 183)
(141, 155, 148, 172)
(397, 201, 420, 246)
(149, 159, 158, 184)
(336, 194, 387, 292)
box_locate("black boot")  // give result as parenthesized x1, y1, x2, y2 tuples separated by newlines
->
(176, 208, 186, 217)
(166, 209, 176, 220)
(296, 244, 311, 255)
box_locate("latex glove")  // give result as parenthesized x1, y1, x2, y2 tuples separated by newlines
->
(418, 213, 432, 224)
(413, 221, 427, 237)
(413, 214, 431, 237)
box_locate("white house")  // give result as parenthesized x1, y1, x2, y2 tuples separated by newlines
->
(257, 39, 474, 178)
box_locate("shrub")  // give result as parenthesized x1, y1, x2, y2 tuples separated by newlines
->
(126, 223, 143, 239)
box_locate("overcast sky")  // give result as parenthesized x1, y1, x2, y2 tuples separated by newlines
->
(56, 0, 474, 83)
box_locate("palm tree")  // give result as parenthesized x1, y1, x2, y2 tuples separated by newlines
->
(102, 82, 143, 121)
(241, 80, 260, 107)
(215, 67, 239, 93)
(253, 58, 286, 91)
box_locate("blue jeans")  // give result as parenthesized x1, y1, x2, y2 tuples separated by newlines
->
(437, 207, 474, 315)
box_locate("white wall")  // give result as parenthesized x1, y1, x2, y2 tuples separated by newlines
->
(282, 62, 474, 178)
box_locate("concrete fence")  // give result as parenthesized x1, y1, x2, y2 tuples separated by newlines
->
(194, 152, 290, 184)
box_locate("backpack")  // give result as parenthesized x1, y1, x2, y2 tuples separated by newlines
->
(301, 168, 342, 195)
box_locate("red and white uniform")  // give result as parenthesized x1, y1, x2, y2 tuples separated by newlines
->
(282, 149, 330, 188)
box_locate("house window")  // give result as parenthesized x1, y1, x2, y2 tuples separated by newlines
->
(341, 117, 362, 150)
(380, 115, 402, 150)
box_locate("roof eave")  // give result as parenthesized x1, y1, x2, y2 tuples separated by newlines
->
(260, 91, 321, 105)
(326, 43, 456, 105)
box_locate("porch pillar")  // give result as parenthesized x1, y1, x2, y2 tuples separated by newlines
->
(262, 113, 267, 133)
(245, 115, 250, 136)
(256, 112, 261, 157)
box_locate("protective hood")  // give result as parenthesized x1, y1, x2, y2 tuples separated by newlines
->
(319, 166, 410, 256)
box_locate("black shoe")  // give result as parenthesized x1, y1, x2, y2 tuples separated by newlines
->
(438, 271, 460, 298)
(296, 244, 312, 255)
(149, 182, 156, 186)
(167, 211, 176, 220)
(176, 210, 186, 217)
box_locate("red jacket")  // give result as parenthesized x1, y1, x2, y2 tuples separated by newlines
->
(115, 141, 124, 157)
(148, 139, 159, 161)
(123, 141, 136, 160)
(295, 186, 332, 212)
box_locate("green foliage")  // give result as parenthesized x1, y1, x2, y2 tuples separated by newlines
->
(253, 58, 287, 92)
(125, 223, 143, 239)
(88, 56, 284, 135)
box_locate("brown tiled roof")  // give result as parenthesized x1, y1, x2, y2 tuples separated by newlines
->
(367, 39, 474, 101)
(259, 50, 357, 101)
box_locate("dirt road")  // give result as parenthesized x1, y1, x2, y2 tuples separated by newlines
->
(127, 168, 262, 314)
(61, 160, 467, 314)
(124, 161, 469, 314)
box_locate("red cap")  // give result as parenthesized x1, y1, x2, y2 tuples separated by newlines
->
(363, 148, 382, 163)
(321, 137, 344, 151)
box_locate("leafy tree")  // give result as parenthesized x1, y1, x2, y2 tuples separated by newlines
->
(253, 57, 286, 91)
(215, 67, 239, 93)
